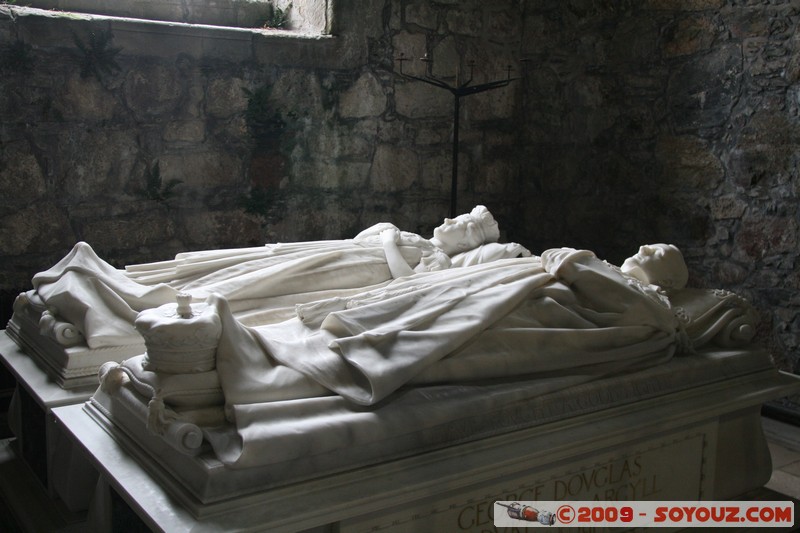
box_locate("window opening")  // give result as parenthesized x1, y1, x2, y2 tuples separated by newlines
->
(14, 0, 331, 34)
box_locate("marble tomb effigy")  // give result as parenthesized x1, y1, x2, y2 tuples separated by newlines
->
(5, 207, 798, 529)
(6, 206, 527, 389)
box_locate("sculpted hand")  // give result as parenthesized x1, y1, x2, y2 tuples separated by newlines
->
(380, 228, 414, 278)
(381, 228, 400, 245)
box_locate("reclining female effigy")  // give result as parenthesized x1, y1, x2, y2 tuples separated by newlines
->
(7, 206, 527, 388)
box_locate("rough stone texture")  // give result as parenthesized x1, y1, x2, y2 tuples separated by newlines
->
(182, 210, 264, 247)
(338, 72, 386, 119)
(520, 0, 800, 370)
(369, 144, 418, 192)
(0, 143, 47, 205)
(431, 36, 459, 80)
(0, 1, 799, 373)
(662, 15, 716, 58)
(394, 80, 452, 118)
(59, 74, 120, 122)
(405, 1, 438, 32)
(79, 210, 177, 252)
(206, 76, 249, 118)
(164, 120, 206, 143)
(123, 61, 186, 119)
(0, 203, 74, 257)
(656, 136, 725, 191)
(667, 44, 743, 132)
(391, 31, 427, 78)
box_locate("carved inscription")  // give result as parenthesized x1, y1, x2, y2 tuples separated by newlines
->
(339, 432, 707, 533)
(551, 455, 660, 501)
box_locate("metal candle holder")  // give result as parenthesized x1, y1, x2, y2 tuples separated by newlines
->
(395, 53, 521, 218)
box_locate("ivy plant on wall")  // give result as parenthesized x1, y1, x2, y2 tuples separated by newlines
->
(136, 161, 182, 204)
(0, 39, 34, 73)
(242, 84, 286, 140)
(72, 29, 122, 81)
(240, 83, 294, 224)
(262, 2, 292, 29)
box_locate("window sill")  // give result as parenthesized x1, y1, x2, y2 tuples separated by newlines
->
(2, 5, 330, 39)
(1, 5, 344, 66)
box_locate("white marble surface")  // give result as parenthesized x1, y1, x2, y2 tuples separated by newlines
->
(70, 345, 800, 528)
(0, 331, 99, 514)
(56, 359, 800, 531)
(6, 307, 144, 389)
(90, 346, 783, 502)
(0, 332, 94, 408)
(4, 207, 522, 391)
(54, 404, 198, 533)
(2, 231, 784, 531)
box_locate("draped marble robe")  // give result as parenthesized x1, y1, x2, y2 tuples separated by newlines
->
(29, 229, 459, 349)
(192, 248, 680, 467)
(88, 243, 760, 469)
(210, 248, 679, 409)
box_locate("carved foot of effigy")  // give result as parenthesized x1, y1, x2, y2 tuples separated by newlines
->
(12, 290, 86, 347)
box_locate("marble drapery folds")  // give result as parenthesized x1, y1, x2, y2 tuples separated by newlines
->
(23, 239, 760, 469)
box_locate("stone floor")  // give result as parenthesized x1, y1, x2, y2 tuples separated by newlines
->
(764, 416, 800, 502)
(0, 438, 85, 532)
(1, 417, 800, 531)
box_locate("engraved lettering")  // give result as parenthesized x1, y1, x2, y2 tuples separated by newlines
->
(476, 501, 491, 526)
(458, 505, 476, 529)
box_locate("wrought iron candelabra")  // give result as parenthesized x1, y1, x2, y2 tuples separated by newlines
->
(395, 53, 522, 218)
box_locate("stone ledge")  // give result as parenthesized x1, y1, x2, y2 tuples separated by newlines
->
(20, 0, 273, 29)
(1, 5, 338, 64)
(0, 5, 328, 37)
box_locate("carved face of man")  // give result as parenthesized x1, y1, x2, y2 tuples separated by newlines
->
(621, 244, 688, 290)
(432, 214, 485, 256)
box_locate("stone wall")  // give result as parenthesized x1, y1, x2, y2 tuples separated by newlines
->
(0, 0, 526, 320)
(521, 0, 800, 370)
(0, 0, 798, 370)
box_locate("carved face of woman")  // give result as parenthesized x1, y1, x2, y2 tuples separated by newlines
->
(621, 244, 688, 290)
(431, 215, 484, 256)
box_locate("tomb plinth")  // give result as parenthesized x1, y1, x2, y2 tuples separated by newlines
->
(0, 332, 98, 514)
(52, 345, 800, 532)
(6, 293, 145, 390)
(5, 236, 799, 531)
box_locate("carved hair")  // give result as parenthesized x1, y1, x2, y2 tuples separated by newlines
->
(468, 205, 500, 244)
(649, 244, 688, 290)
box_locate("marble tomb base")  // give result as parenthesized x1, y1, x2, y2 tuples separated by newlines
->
(0, 332, 97, 513)
(54, 345, 800, 532)
(6, 299, 145, 390)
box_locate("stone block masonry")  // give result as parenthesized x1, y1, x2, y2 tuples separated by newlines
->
(0, 0, 799, 372)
